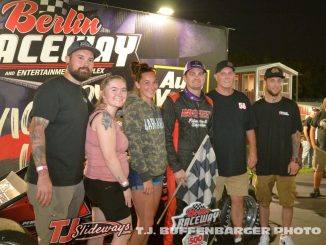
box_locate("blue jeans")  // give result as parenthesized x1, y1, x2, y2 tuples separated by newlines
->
(302, 140, 313, 168)
(128, 169, 164, 190)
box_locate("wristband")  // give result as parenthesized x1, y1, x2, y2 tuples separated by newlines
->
(121, 180, 129, 187)
(36, 165, 48, 172)
(121, 184, 130, 191)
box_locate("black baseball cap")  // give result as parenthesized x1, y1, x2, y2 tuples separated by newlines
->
(215, 60, 235, 73)
(67, 40, 101, 58)
(264, 67, 285, 79)
(184, 60, 207, 75)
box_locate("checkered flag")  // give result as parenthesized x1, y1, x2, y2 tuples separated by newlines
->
(39, 0, 84, 15)
(177, 135, 218, 207)
(192, 202, 205, 210)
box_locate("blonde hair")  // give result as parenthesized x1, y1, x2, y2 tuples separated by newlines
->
(95, 75, 126, 108)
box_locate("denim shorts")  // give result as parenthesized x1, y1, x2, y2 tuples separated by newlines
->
(128, 169, 164, 190)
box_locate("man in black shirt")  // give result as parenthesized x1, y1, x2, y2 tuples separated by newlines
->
(310, 97, 326, 197)
(26, 40, 100, 244)
(302, 108, 319, 168)
(253, 67, 302, 245)
(208, 60, 257, 245)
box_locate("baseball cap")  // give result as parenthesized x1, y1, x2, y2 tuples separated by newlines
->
(312, 107, 320, 112)
(215, 60, 235, 73)
(183, 60, 207, 75)
(264, 67, 285, 79)
(67, 40, 101, 58)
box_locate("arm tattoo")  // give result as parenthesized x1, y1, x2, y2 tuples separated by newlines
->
(30, 117, 49, 167)
(291, 130, 301, 158)
(35, 117, 49, 128)
(33, 145, 46, 164)
(102, 111, 112, 130)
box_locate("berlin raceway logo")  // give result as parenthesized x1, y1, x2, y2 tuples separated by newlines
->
(172, 202, 220, 245)
(49, 218, 131, 243)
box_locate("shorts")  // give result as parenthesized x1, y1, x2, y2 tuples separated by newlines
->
(84, 177, 130, 221)
(128, 169, 164, 190)
(215, 173, 249, 201)
(27, 181, 84, 245)
(312, 147, 326, 171)
(255, 175, 296, 208)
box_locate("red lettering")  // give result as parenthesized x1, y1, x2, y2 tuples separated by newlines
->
(72, 13, 84, 34)
(196, 208, 209, 215)
(63, 9, 76, 34)
(186, 208, 197, 218)
(59, 219, 80, 243)
(53, 15, 65, 33)
(189, 234, 203, 244)
(36, 15, 54, 33)
(49, 219, 71, 243)
(3, 1, 37, 33)
(82, 18, 102, 35)
(2, 1, 101, 35)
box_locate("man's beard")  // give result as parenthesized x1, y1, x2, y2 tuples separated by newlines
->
(68, 63, 92, 82)
(266, 88, 281, 97)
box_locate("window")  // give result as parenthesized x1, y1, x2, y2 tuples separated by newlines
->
(233, 74, 239, 89)
(259, 75, 264, 92)
(242, 73, 255, 92)
(281, 73, 290, 93)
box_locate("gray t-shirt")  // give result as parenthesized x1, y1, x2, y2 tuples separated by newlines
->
(312, 110, 326, 151)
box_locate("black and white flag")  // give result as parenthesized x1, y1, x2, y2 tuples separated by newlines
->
(177, 135, 218, 207)
(39, 0, 84, 15)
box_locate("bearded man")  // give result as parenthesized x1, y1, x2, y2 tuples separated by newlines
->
(25, 40, 100, 245)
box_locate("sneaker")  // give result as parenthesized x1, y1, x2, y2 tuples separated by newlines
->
(310, 188, 320, 198)
(234, 240, 243, 245)
(258, 234, 270, 245)
(234, 236, 243, 245)
(279, 235, 294, 245)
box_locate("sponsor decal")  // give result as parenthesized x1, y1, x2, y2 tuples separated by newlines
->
(238, 102, 246, 109)
(171, 202, 219, 245)
(172, 202, 220, 229)
(181, 109, 210, 119)
(319, 119, 326, 129)
(154, 65, 211, 107)
(183, 233, 206, 245)
(279, 111, 289, 116)
(49, 218, 131, 243)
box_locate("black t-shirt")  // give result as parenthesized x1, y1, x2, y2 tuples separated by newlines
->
(253, 97, 302, 176)
(303, 116, 312, 138)
(207, 90, 256, 177)
(311, 110, 326, 151)
(25, 76, 90, 186)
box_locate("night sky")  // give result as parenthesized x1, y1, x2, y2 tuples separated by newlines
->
(88, 0, 326, 100)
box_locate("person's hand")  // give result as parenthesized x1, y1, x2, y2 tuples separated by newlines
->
(288, 161, 299, 175)
(36, 171, 53, 207)
(174, 169, 187, 187)
(143, 180, 154, 195)
(247, 152, 257, 173)
(123, 188, 132, 207)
